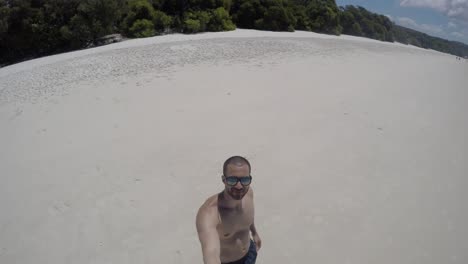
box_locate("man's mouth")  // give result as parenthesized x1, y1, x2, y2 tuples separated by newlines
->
(229, 189, 244, 200)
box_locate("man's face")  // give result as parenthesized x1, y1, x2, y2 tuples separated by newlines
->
(223, 163, 250, 200)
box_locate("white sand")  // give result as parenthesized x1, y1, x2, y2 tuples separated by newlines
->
(1, 29, 467, 264)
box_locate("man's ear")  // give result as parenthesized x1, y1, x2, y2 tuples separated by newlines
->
(221, 175, 225, 183)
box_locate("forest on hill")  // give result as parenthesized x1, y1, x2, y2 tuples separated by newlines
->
(1, 0, 467, 66)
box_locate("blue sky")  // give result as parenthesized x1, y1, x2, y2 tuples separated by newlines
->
(336, 0, 468, 45)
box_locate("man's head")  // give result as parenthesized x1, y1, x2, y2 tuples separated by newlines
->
(222, 156, 252, 200)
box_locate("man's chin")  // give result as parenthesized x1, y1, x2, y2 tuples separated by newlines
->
(228, 190, 245, 200)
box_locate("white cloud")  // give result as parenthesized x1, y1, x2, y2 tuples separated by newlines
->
(396, 16, 468, 43)
(400, 0, 468, 22)
(417, 24, 444, 34)
(400, 0, 448, 10)
(385, 14, 394, 21)
(396, 17, 444, 34)
(397, 17, 419, 27)
(451, 31, 464, 37)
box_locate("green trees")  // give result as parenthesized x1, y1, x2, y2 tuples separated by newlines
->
(303, 0, 341, 34)
(231, 0, 295, 31)
(1, 0, 468, 66)
(153, 10, 173, 33)
(120, 0, 176, 36)
(209, 7, 236, 31)
(183, 10, 210, 33)
(122, 0, 157, 37)
(255, 5, 295, 31)
(182, 8, 235, 33)
(0, 0, 10, 38)
(351, 22, 363, 36)
(129, 19, 155, 37)
(58, 0, 125, 47)
(1, 0, 61, 62)
(290, 5, 311, 30)
(231, 0, 264, 29)
(340, 5, 394, 41)
(78, 0, 122, 38)
(182, 0, 236, 33)
(392, 25, 468, 57)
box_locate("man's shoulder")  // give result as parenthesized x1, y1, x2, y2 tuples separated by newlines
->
(200, 193, 220, 210)
(196, 194, 220, 226)
(248, 186, 254, 197)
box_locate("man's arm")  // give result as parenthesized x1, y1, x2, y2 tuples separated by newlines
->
(249, 187, 258, 236)
(196, 206, 221, 264)
(249, 187, 262, 251)
(250, 223, 258, 236)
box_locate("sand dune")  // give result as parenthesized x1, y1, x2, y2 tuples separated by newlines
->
(1, 29, 467, 264)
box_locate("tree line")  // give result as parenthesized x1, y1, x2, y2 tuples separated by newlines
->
(392, 25, 468, 57)
(1, 0, 467, 66)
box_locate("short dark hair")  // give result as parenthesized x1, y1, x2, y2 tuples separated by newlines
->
(223, 156, 251, 176)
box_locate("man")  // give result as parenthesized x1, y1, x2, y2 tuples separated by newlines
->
(196, 156, 262, 264)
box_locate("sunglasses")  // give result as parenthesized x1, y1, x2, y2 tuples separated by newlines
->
(223, 175, 253, 186)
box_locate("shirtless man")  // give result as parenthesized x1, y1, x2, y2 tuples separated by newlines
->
(196, 156, 261, 264)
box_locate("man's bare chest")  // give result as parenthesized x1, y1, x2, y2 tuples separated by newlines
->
(217, 204, 254, 238)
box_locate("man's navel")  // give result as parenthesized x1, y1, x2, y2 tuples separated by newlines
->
(236, 238, 246, 252)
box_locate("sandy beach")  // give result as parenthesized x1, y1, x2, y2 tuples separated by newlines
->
(1, 29, 467, 264)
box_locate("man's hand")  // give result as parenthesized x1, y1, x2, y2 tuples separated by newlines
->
(252, 233, 262, 252)
(249, 220, 261, 252)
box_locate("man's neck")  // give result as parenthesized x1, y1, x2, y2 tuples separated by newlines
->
(219, 190, 242, 209)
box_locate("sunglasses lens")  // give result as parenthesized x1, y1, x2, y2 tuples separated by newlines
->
(225, 176, 252, 186)
(226, 177, 238, 186)
(240, 177, 251, 186)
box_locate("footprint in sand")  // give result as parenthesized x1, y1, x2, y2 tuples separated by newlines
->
(37, 128, 47, 134)
(48, 201, 71, 216)
(9, 108, 23, 121)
